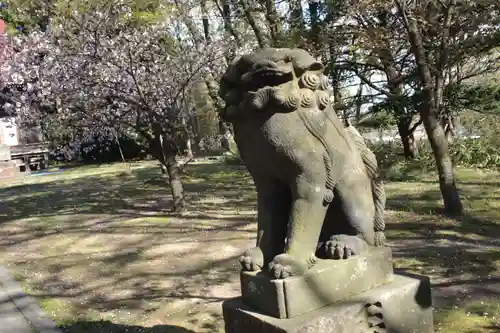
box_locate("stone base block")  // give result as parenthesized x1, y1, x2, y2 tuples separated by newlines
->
(224, 272, 434, 333)
(241, 247, 393, 318)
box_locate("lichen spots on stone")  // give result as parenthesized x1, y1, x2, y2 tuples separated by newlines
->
(248, 281, 257, 293)
(351, 257, 369, 281)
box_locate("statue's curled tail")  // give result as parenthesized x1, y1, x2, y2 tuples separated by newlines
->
(345, 126, 386, 246)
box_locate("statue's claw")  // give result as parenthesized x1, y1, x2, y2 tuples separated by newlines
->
(268, 253, 311, 279)
(239, 247, 264, 271)
(323, 234, 368, 260)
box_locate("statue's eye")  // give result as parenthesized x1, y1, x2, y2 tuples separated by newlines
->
(285, 56, 292, 62)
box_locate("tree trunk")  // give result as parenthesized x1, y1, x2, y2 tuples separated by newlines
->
(181, 116, 194, 159)
(164, 153, 185, 213)
(442, 115, 457, 144)
(395, 0, 463, 215)
(174, 0, 204, 47)
(308, 0, 320, 41)
(240, 0, 267, 48)
(185, 136, 193, 159)
(201, 0, 211, 42)
(261, 0, 284, 46)
(421, 101, 463, 216)
(288, 0, 305, 31)
(114, 129, 132, 173)
(354, 82, 363, 122)
(215, 0, 242, 46)
(403, 134, 417, 159)
(396, 115, 418, 159)
(149, 133, 186, 212)
(219, 120, 231, 150)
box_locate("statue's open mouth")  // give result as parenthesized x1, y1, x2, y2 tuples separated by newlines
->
(241, 63, 294, 91)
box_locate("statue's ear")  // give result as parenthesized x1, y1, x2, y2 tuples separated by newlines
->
(289, 48, 325, 73)
(308, 61, 324, 72)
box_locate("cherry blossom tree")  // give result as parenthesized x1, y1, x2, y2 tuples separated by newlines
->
(0, 18, 13, 104)
(2, 1, 227, 212)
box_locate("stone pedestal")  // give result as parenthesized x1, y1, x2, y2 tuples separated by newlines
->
(223, 272, 434, 333)
(241, 247, 393, 319)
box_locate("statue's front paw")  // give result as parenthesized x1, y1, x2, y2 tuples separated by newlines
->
(324, 234, 368, 259)
(239, 247, 264, 271)
(268, 253, 311, 279)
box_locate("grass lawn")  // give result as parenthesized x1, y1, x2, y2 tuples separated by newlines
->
(0, 160, 499, 332)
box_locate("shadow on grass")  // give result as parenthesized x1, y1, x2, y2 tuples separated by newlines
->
(2, 161, 500, 332)
(415, 179, 500, 187)
(386, 217, 500, 331)
(383, 178, 500, 316)
(0, 162, 257, 332)
(61, 320, 196, 333)
(0, 162, 256, 225)
(386, 190, 500, 292)
(386, 184, 500, 238)
(13, 249, 242, 332)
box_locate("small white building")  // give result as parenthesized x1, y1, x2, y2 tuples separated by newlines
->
(0, 117, 20, 146)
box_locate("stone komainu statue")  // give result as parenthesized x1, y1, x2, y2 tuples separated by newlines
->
(218, 48, 386, 279)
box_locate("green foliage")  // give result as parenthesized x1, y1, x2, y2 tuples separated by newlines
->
(414, 138, 500, 171)
(359, 90, 427, 131)
(366, 109, 500, 180)
(357, 108, 397, 130)
(451, 138, 500, 169)
(1, 0, 55, 34)
(223, 128, 500, 177)
(366, 140, 405, 172)
(371, 137, 500, 182)
(0, 0, 167, 35)
(446, 83, 500, 114)
(127, 10, 163, 26)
